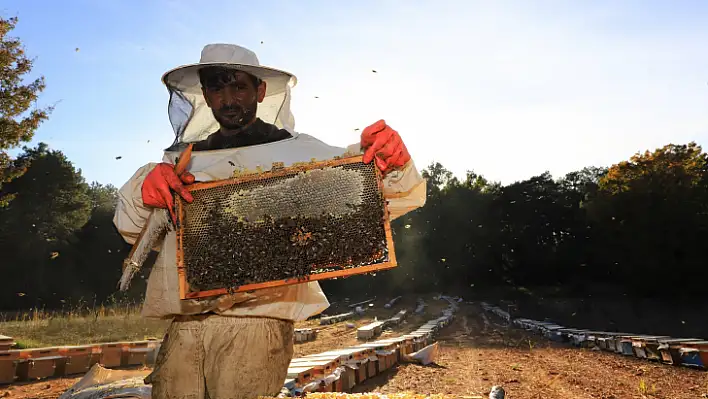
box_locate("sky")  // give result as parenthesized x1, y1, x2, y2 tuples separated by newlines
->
(3, 0, 708, 187)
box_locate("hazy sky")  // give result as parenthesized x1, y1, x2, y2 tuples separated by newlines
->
(4, 0, 708, 187)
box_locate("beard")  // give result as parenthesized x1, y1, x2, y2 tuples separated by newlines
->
(212, 102, 257, 131)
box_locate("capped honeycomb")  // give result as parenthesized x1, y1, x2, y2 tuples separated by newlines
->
(176, 156, 395, 299)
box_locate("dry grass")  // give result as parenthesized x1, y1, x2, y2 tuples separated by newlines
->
(0, 306, 169, 348)
(0, 296, 445, 350)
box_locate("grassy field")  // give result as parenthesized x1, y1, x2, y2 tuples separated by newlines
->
(0, 306, 168, 348)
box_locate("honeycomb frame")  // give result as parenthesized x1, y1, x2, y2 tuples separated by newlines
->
(175, 155, 397, 300)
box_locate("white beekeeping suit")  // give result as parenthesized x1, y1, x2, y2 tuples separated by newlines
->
(112, 43, 426, 399)
(114, 45, 426, 321)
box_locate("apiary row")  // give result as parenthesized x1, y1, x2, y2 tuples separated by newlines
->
(0, 339, 162, 385)
(387, 310, 408, 326)
(284, 302, 458, 396)
(356, 310, 409, 341)
(0, 323, 339, 386)
(320, 312, 356, 325)
(383, 296, 402, 309)
(480, 302, 708, 370)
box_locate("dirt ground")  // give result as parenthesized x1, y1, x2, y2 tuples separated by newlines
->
(5, 298, 708, 399)
(355, 303, 708, 399)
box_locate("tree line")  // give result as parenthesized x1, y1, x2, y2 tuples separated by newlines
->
(3, 140, 708, 310)
(360, 142, 708, 301)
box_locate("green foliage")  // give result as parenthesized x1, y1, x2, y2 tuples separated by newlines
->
(0, 17, 52, 207)
(1, 143, 92, 243)
(329, 141, 708, 300)
(587, 143, 708, 295)
(0, 144, 131, 310)
(2, 139, 708, 310)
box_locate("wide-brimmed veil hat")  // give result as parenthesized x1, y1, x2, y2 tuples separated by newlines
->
(162, 43, 298, 147)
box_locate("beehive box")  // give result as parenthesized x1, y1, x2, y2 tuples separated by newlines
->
(15, 347, 66, 380)
(0, 351, 21, 384)
(311, 348, 368, 363)
(375, 338, 407, 362)
(677, 341, 708, 369)
(0, 336, 14, 352)
(375, 349, 396, 371)
(657, 338, 703, 364)
(295, 328, 318, 343)
(121, 341, 156, 366)
(339, 365, 358, 391)
(629, 336, 670, 359)
(595, 332, 625, 352)
(335, 348, 374, 383)
(176, 155, 396, 299)
(289, 358, 338, 377)
(286, 366, 315, 386)
(99, 343, 124, 368)
(356, 343, 397, 372)
(333, 375, 344, 392)
(16, 351, 65, 381)
(295, 355, 341, 369)
(390, 337, 415, 356)
(366, 356, 378, 378)
(58, 345, 99, 375)
(356, 321, 385, 340)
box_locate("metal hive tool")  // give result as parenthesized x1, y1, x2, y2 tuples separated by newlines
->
(176, 155, 396, 299)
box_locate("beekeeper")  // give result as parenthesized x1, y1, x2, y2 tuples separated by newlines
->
(113, 43, 426, 399)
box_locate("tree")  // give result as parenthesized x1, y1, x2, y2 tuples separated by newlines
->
(52, 182, 136, 306)
(587, 143, 708, 296)
(0, 143, 91, 243)
(0, 143, 91, 309)
(0, 17, 52, 207)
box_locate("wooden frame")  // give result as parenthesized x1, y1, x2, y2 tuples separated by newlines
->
(175, 155, 397, 300)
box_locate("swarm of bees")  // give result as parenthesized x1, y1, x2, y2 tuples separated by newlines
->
(181, 161, 389, 293)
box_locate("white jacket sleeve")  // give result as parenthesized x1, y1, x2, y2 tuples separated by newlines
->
(113, 163, 158, 245)
(381, 160, 427, 220)
(345, 144, 427, 220)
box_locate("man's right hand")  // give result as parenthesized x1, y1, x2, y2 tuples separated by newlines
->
(142, 163, 195, 225)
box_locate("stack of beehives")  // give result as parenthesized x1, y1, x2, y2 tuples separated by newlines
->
(356, 321, 385, 340)
(0, 339, 162, 384)
(283, 298, 459, 396)
(295, 328, 318, 343)
(320, 312, 356, 325)
(386, 310, 408, 326)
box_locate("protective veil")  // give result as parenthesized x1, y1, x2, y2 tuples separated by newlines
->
(163, 43, 297, 147)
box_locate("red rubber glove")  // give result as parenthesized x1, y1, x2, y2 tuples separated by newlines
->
(361, 120, 411, 175)
(142, 163, 195, 225)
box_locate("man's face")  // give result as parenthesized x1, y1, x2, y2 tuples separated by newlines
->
(200, 67, 266, 130)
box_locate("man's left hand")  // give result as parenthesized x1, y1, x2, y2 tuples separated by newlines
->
(361, 120, 411, 175)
